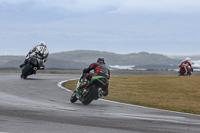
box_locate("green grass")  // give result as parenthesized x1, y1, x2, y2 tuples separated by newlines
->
(64, 75, 200, 115)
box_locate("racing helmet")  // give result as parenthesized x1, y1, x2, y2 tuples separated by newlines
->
(185, 57, 190, 61)
(97, 57, 105, 64)
(39, 41, 46, 47)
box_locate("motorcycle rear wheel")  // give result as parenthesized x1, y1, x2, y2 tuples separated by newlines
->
(81, 85, 98, 105)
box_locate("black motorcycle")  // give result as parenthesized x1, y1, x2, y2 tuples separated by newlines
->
(20, 53, 45, 79)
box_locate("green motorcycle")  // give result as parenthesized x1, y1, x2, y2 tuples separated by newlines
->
(70, 74, 108, 105)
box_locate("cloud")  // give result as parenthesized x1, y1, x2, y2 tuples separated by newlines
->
(0, 0, 119, 15)
(1, 0, 200, 17)
(0, 0, 27, 5)
(108, 0, 200, 14)
(1, 0, 200, 55)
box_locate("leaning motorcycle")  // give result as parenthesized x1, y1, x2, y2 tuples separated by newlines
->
(70, 74, 108, 105)
(20, 52, 45, 79)
(178, 65, 191, 76)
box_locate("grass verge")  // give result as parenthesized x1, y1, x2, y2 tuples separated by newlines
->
(64, 75, 200, 115)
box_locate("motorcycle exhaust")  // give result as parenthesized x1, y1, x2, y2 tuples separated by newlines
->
(33, 67, 37, 71)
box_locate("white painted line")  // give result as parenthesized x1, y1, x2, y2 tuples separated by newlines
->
(57, 79, 200, 117)
(57, 79, 78, 93)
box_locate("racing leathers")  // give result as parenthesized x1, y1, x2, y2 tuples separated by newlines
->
(179, 60, 193, 75)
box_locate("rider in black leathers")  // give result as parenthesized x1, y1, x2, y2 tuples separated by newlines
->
(79, 58, 110, 97)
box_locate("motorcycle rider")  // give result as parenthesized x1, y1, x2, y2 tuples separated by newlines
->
(19, 41, 49, 69)
(78, 57, 110, 97)
(179, 57, 193, 75)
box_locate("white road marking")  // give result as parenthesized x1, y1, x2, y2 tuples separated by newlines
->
(57, 79, 78, 92)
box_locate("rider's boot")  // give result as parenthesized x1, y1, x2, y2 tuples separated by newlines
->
(40, 64, 45, 70)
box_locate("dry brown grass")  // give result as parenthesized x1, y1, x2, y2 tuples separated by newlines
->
(64, 76, 200, 115)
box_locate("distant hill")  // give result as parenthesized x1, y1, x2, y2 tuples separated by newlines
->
(167, 55, 200, 60)
(45, 58, 87, 69)
(0, 50, 182, 69)
(0, 56, 24, 68)
(50, 50, 181, 65)
(0, 55, 87, 69)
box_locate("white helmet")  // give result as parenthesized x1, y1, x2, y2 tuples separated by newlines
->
(39, 41, 46, 47)
(185, 57, 190, 61)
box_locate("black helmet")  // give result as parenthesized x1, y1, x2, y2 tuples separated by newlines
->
(97, 57, 105, 64)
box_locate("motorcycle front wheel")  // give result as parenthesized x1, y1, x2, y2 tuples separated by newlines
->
(21, 64, 33, 79)
(70, 92, 78, 103)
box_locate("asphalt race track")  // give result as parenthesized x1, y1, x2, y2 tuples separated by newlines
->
(0, 73, 200, 133)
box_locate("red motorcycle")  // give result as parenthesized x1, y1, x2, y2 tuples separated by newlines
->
(178, 65, 192, 76)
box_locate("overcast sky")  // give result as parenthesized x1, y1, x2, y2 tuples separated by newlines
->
(0, 0, 200, 55)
